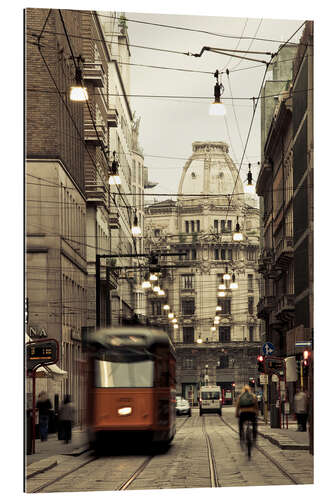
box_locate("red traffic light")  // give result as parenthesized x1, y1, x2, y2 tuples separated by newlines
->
(257, 355, 264, 362)
(303, 349, 310, 360)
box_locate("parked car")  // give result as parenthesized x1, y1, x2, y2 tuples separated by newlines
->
(176, 396, 191, 416)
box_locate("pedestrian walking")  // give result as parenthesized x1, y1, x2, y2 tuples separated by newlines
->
(59, 395, 75, 444)
(294, 389, 308, 431)
(36, 391, 52, 442)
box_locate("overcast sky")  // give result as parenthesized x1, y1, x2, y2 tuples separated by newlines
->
(122, 11, 304, 200)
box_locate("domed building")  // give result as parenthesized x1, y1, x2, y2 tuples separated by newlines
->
(145, 141, 263, 401)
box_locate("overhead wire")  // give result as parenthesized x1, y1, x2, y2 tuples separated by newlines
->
(75, 10, 309, 47)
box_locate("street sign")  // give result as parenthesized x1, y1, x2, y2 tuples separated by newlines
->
(262, 342, 275, 356)
(260, 374, 268, 384)
(26, 339, 59, 371)
(295, 341, 312, 347)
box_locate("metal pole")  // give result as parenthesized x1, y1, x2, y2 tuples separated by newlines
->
(32, 370, 36, 454)
(96, 255, 101, 329)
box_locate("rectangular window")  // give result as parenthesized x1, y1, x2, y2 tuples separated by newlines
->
(214, 220, 219, 232)
(248, 248, 256, 260)
(185, 221, 189, 233)
(182, 299, 195, 316)
(185, 250, 190, 260)
(227, 220, 232, 232)
(221, 220, 225, 233)
(228, 249, 233, 260)
(248, 274, 254, 292)
(191, 248, 197, 260)
(218, 354, 229, 368)
(219, 326, 231, 342)
(218, 298, 231, 314)
(248, 296, 254, 315)
(181, 274, 194, 289)
(249, 326, 254, 342)
(152, 301, 162, 316)
(215, 248, 219, 260)
(191, 221, 195, 232)
(221, 248, 226, 260)
(183, 358, 193, 369)
(183, 327, 194, 344)
(196, 220, 200, 232)
(154, 229, 160, 237)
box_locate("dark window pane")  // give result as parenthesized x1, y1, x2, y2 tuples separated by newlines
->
(183, 327, 194, 343)
(221, 248, 226, 260)
(182, 299, 195, 315)
(185, 221, 189, 233)
(219, 326, 231, 342)
(191, 221, 195, 232)
(196, 220, 200, 232)
(215, 248, 219, 260)
(248, 297, 254, 315)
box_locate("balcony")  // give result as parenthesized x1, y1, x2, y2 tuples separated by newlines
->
(83, 63, 106, 88)
(107, 108, 119, 128)
(109, 213, 119, 229)
(276, 294, 295, 322)
(100, 263, 118, 289)
(275, 236, 293, 269)
(257, 296, 275, 319)
(84, 123, 107, 147)
(85, 182, 107, 206)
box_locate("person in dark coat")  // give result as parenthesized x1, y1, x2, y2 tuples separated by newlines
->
(36, 391, 52, 441)
(59, 395, 75, 443)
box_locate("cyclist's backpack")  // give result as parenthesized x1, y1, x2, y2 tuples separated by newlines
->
(239, 391, 255, 407)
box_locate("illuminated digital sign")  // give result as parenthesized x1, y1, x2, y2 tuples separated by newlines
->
(26, 339, 59, 370)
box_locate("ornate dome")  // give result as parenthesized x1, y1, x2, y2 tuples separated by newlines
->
(178, 141, 244, 201)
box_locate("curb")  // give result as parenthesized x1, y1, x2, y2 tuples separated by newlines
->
(26, 458, 58, 479)
(258, 431, 309, 450)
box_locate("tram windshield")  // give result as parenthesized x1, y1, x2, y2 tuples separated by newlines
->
(94, 358, 154, 388)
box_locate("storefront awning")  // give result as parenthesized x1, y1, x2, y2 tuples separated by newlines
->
(35, 364, 68, 379)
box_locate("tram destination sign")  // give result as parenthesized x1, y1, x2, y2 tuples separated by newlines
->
(26, 339, 59, 371)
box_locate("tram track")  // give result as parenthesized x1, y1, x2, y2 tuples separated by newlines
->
(30, 415, 191, 493)
(220, 416, 300, 485)
(201, 416, 219, 487)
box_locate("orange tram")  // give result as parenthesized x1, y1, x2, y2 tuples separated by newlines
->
(86, 327, 176, 451)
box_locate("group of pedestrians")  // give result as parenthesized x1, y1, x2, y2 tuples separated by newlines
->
(36, 392, 75, 443)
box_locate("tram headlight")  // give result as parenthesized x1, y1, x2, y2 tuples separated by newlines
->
(118, 407, 132, 416)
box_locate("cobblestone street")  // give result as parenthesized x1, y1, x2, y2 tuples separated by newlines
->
(26, 407, 313, 493)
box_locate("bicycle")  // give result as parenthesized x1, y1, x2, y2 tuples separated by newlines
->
(243, 419, 253, 459)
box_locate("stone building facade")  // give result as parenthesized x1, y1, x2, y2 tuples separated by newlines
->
(145, 141, 263, 401)
(257, 22, 313, 365)
(25, 10, 145, 417)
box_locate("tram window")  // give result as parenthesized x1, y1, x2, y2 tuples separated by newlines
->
(94, 359, 154, 388)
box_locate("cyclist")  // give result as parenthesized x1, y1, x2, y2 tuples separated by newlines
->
(235, 385, 258, 445)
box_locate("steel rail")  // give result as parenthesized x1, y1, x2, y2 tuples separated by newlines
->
(118, 415, 191, 490)
(202, 416, 219, 487)
(30, 415, 191, 493)
(220, 416, 300, 485)
(30, 453, 97, 493)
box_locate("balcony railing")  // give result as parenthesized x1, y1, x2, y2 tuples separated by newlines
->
(257, 296, 275, 318)
(84, 123, 107, 147)
(276, 294, 295, 321)
(107, 108, 119, 128)
(83, 63, 106, 88)
(275, 236, 293, 268)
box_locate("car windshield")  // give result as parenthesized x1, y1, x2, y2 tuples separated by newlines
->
(201, 391, 220, 400)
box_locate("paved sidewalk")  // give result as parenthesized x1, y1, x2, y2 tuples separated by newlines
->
(25, 426, 90, 471)
(257, 413, 310, 450)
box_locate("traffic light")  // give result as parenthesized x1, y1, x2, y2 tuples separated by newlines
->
(302, 350, 311, 377)
(257, 355, 265, 373)
(249, 378, 255, 388)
